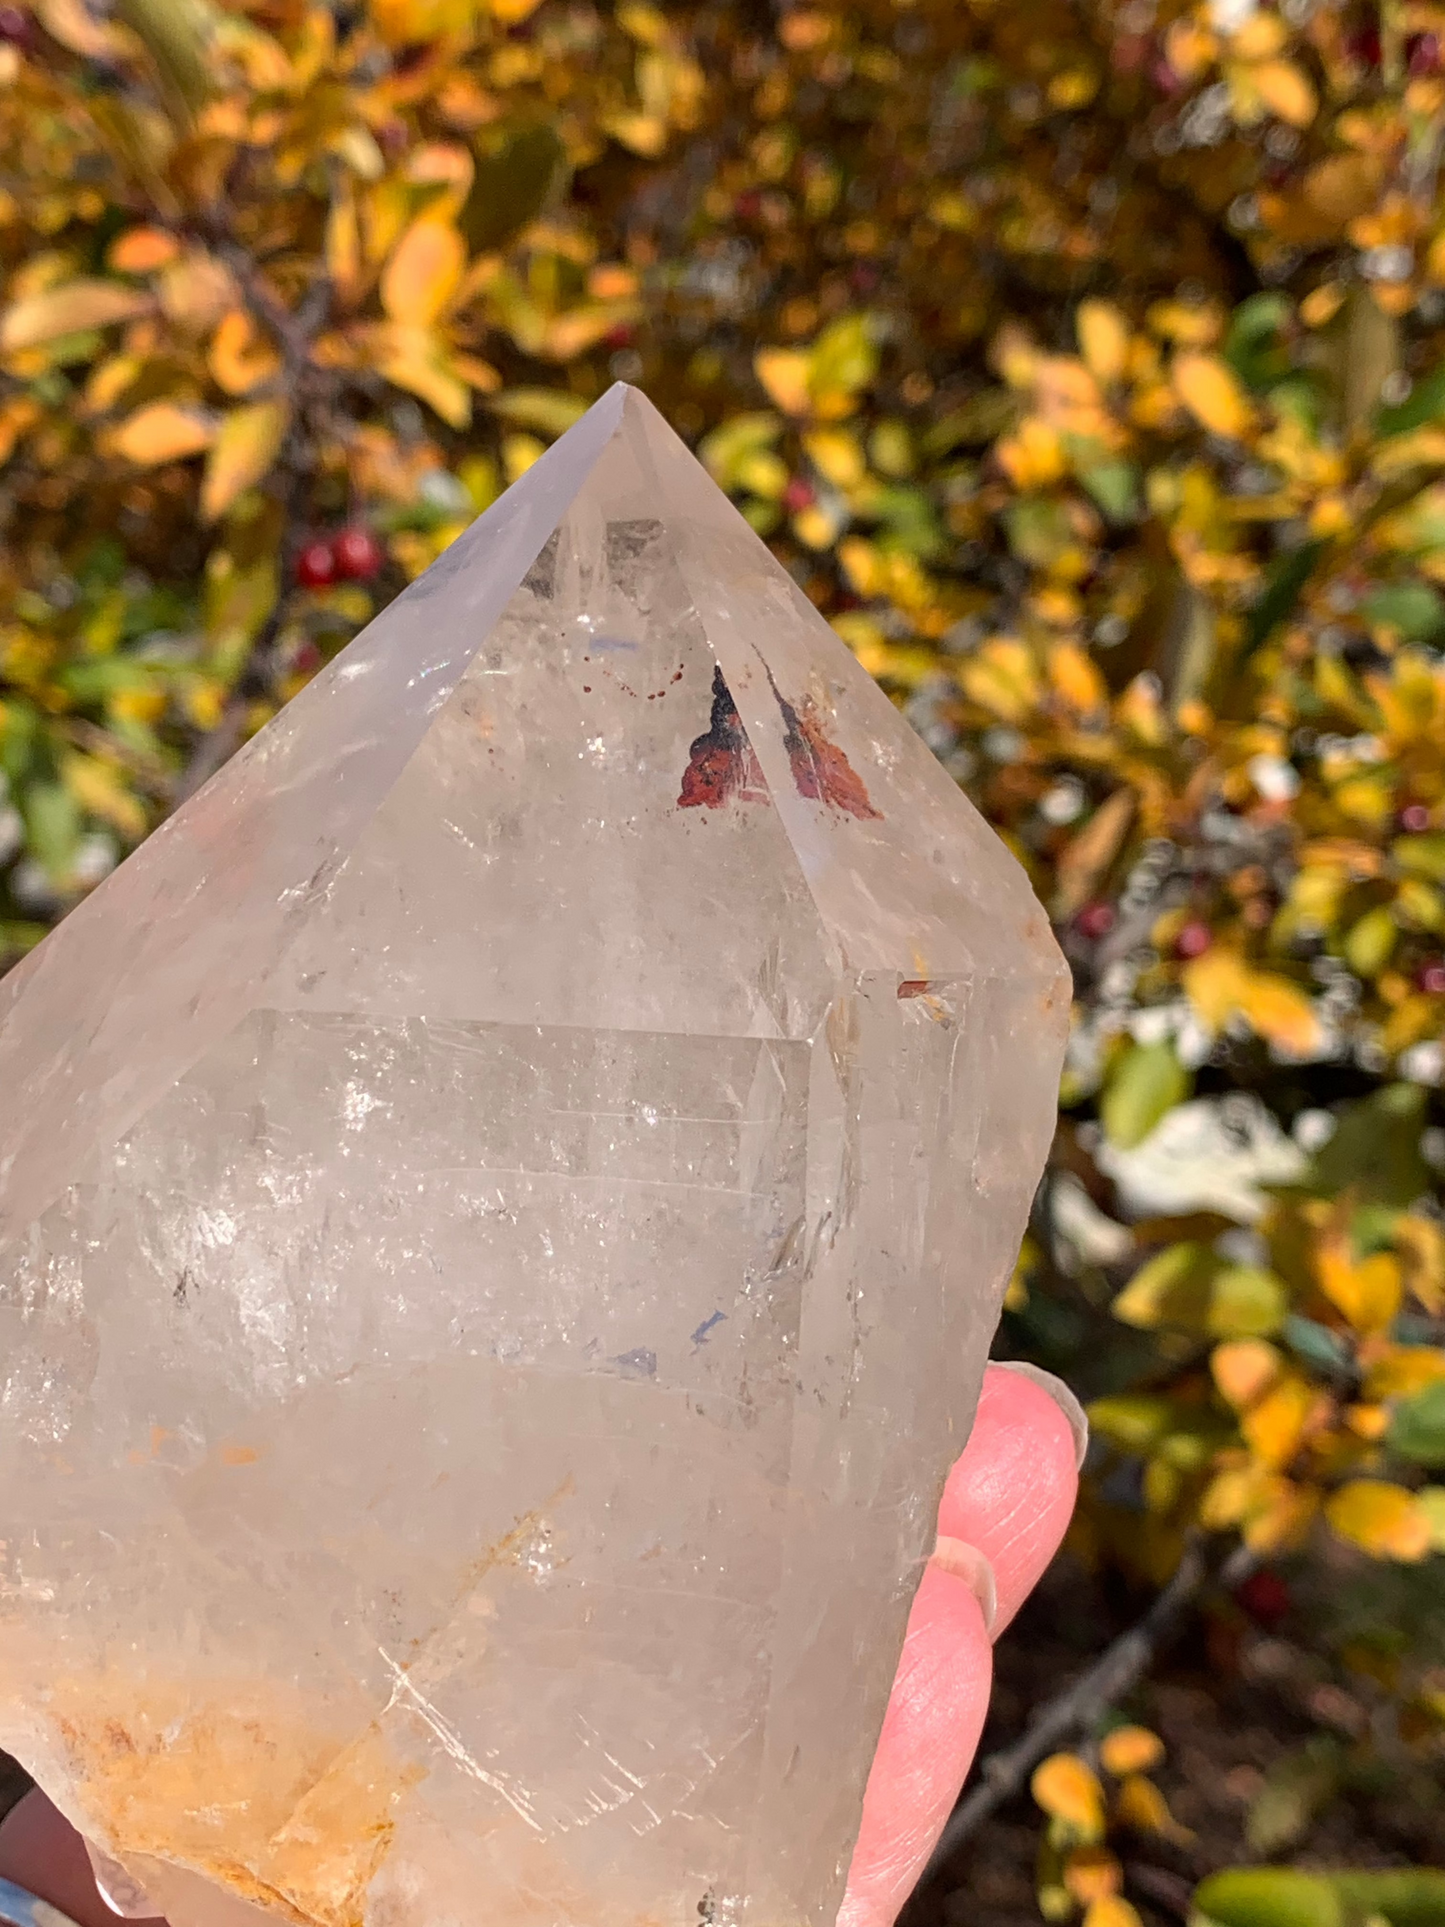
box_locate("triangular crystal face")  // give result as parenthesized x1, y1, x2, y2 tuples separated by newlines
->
(0, 387, 1067, 1927)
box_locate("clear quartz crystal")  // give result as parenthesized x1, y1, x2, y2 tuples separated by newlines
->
(0, 387, 1067, 1927)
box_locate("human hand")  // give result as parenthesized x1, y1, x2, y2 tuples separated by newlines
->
(838, 1360, 1085, 1927)
(0, 1363, 1080, 1927)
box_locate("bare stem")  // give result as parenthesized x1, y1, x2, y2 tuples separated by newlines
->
(918, 1538, 1258, 1881)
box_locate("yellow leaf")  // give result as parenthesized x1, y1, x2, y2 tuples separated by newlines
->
(1316, 1238, 1403, 1336)
(0, 279, 152, 353)
(1326, 1480, 1433, 1561)
(1032, 1754, 1106, 1839)
(1114, 1773, 1194, 1842)
(1172, 351, 1253, 440)
(1048, 640, 1107, 713)
(1250, 58, 1317, 127)
(1063, 1848, 1122, 1904)
(1365, 1345, 1445, 1400)
(1084, 1902, 1144, 1927)
(1098, 1726, 1164, 1777)
(62, 752, 148, 839)
(1076, 299, 1129, 385)
(111, 401, 215, 465)
(1236, 970, 1323, 1057)
(1054, 788, 1135, 919)
(1212, 1339, 1283, 1410)
(208, 309, 281, 397)
(1395, 1215, 1445, 1314)
(755, 347, 812, 416)
(487, 0, 545, 22)
(372, 324, 471, 429)
(1182, 946, 1252, 1031)
(958, 635, 1041, 724)
(381, 219, 465, 328)
(996, 416, 1066, 488)
(200, 400, 289, 523)
(804, 428, 866, 489)
(1241, 1371, 1314, 1471)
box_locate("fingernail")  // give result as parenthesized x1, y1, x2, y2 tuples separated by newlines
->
(994, 1360, 1089, 1469)
(930, 1534, 998, 1636)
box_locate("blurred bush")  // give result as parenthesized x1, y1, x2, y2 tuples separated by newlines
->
(2, 0, 1445, 1895)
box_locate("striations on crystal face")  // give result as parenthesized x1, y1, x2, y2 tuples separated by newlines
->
(0, 386, 1068, 1927)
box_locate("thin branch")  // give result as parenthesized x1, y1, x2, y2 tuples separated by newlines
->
(918, 1537, 1259, 1882)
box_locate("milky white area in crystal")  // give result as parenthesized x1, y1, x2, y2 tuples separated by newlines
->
(0, 387, 1067, 1927)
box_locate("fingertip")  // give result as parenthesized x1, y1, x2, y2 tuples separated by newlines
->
(936, 1361, 1079, 1635)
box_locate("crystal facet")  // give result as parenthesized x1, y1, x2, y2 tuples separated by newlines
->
(0, 387, 1067, 1927)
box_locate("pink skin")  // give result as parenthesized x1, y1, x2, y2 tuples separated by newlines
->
(0, 1366, 1076, 1927)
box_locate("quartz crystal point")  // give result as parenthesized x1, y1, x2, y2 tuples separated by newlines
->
(0, 386, 1067, 1927)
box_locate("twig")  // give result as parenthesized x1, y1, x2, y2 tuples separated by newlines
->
(919, 1537, 1258, 1882)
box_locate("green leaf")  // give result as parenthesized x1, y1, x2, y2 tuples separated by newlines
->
(461, 119, 568, 255)
(21, 779, 82, 884)
(1344, 903, 1398, 977)
(1209, 1264, 1289, 1338)
(1079, 461, 1140, 523)
(1307, 1084, 1432, 1207)
(1377, 362, 1445, 439)
(1245, 541, 1325, 654)
(808, 312, 878, 401)
(1283, 1312, 1354, 1377)
(1332, 1872, 1445, 1927)
(1245, 1738, 1343, 1855)
(1362, 581, 1445, 643)
(1193, 1870, 1344, 1927)
(1101, 1037, 1191, 1149)
(1085, 1393, 1177, 1452)
(1112, 1242, 1217, 1330)
(490, 388, 590, 437)
(1226, 292, 1292, 391)
(1389, 1381, 1445, 1468)
(922, 387, 1018, 453)
(1394, 833, 1445, 882)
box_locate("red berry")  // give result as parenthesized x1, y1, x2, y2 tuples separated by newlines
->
(848, 261, 880, 295)
(1236, 1567, 1292, 1630)
(1349, 25, 1382, 65)
(1151, 55, 1183, 94)
(295, 539, 336, 589)
(0, 6, 30, 46)
(604, 322, 635, 351)
(783, 477, 816, 515)
(1409, 31, 1440, 72)
(332, 526, 383, 582)
(1175, 919, 1213, 960)
(1418, 960, 1445, 996)
(735, 190, 763, 220)
(1399, 802, 1432, 833)
(1077, 900, 1116, 941)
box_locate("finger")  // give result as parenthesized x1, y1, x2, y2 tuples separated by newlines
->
(837, 1363, 1081, 1927)
(937, 1362, 1084, 1636)
(0, 1787, 166, 1927)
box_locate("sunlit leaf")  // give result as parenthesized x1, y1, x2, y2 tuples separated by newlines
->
(110, 401, 215, 465)
(1173, 352, 1253, 439)
(381, 219, 465, 328)
(1325, 1479, 1432, 1560)
(1032, 1753, 1106, 1839)
(200, 399, 289, 523)
(0, 281, 152, 353)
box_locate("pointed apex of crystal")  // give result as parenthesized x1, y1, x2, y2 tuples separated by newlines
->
(0, 388, 1067, 1927)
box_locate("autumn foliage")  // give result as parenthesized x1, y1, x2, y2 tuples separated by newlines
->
(3, 0, 1445, 1902)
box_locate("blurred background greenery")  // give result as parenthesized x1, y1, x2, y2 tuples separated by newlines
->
(2, 0, 1445, 1916)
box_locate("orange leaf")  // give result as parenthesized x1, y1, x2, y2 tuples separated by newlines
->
(1032, 1753, 1106, 1838)
(208, 310, 281, 397)
(1395, 1215, 1445, 1314)
(1326, 1480, 1432, 1561)
(1114, 1773, 1193, 1841)
(200, 399, 289, 523)
(1250, 58, 1317, 127)
(371, 324, 471, 429)
(1212, 1339, 1283, 1410)
(1084, 1901, 1144, 1927)
(1364, 1345, 1445, 1400)
(111, 401, 215, 466)
(1063, 1847, 1123, 1904)
(1048, 640, 1107, 713)
(755, 347, 812, 416)
(1236, 970, 1323, 1057)
(107, 227, 180, 274)
(381, 219, 465, 328)
(1172, 351, 1253, 439)
(0, 279, 152, 353)
(1099, 1726, 1164, 1776)
(1182, 946, 1252, 1031)
(1316, 1238, 1403, 1336)
(1241, 1370, 1314, 1471)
